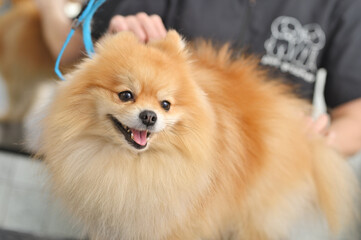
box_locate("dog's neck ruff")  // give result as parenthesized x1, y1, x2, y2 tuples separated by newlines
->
(55, 0, 106, 80)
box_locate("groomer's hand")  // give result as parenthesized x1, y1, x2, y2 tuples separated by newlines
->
(107, 12, 167, 43)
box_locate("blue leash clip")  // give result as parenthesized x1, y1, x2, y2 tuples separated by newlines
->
(55, 0, 106, 80)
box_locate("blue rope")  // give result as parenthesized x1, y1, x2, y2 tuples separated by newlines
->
(83, 0, 106, 54)
(55, 0, 106, 80)
(54, 29, 75, 80)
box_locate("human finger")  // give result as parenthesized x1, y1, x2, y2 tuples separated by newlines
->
(135, 12, 161, 42)
(311, 114, 330, 135)
(108, 15, 129, 34)
(325, 130, 336, 147)
(149, 14, 167, 39)
(124, 15, 147, 42)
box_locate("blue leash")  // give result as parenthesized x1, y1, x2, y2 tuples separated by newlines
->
(55, 0, 106, 80)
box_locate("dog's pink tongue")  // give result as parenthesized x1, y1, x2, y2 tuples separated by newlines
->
(132, 129, 148, 146)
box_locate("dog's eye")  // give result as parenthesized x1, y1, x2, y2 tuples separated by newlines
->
(118, 91, 134, 102)
(161, 100, 171, 111)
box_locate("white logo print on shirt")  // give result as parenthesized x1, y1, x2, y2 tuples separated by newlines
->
(261, 16, 326, 83)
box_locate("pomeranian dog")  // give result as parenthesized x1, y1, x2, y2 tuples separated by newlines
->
(37, 31, 359, 240)
(0, 0, 55, 122)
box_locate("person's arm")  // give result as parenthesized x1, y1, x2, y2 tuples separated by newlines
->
(35, 0, 84, 65)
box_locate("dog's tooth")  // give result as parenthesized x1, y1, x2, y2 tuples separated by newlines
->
(122, 124, 131, 132)
(131, 132, 134, 140)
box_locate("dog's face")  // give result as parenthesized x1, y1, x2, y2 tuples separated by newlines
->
(59, 31, 207, 153)
(100, 58, 181, 151)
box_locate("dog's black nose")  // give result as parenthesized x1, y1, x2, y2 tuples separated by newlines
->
(139, 110, 157, 126)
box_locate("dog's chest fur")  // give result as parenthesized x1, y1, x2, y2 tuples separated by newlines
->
(48, 141, 215, 239)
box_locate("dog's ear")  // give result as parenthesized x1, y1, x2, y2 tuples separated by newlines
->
(151, 30, 187, 55)
(164, 30, 187, 51)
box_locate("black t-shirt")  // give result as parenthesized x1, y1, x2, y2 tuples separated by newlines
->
(91, 0, 361, 108)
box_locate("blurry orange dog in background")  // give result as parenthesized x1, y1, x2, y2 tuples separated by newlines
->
(0, 0, 83, 123)
(0, 0, 54, 122)
(38, 31, 359, 239)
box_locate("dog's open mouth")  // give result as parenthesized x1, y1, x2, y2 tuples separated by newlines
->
(108, 115, 151, 149)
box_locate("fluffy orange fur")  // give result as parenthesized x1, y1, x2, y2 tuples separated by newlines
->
(0, 0, 54, 122)
(39, 31, 359, 239)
